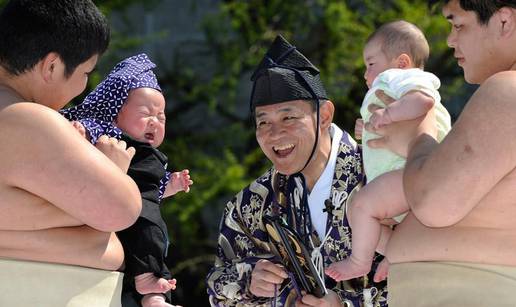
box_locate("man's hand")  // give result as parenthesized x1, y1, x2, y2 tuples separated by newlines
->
(354, 118, 364, 140)
(373, 258, 390, 283)
(249, 259, 288, 297)
(71, 121, 87, 139)
(95, 135, 135, 173)
(369, 108, 393, 129)
(364, 90, 437, 158)
(295, 290, 341, 307)
(369, 90, 395, 129)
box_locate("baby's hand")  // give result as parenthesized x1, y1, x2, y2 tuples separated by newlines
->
(165, 169, 193, 197)
(71, 121, 87, 139)
(354, 118, 364, 140)
(369, 107, 393, 129)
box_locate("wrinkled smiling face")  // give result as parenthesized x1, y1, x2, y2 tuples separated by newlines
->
(115, 87, 166, 147)
(255, 100, 317, 175)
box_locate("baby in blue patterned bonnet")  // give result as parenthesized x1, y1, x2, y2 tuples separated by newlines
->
(61, 53, 192, 307)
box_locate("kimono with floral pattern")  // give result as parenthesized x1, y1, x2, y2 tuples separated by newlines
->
(207, 130, 388, 307)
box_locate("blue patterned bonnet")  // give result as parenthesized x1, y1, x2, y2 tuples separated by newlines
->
(60, 53, 161, 124)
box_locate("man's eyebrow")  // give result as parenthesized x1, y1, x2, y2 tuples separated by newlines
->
(255, 107, 294, 119)
(278, 107, 293, 113)
(255, 111, 266, 119)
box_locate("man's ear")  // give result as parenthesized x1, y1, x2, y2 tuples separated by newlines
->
(396, 53, 412, 69)
(498, 7, 516, 38)
(319, 100, 335, 130)
(39, 52, 61, 82)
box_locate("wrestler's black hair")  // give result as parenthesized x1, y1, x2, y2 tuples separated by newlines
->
(429, 0, 516, 25)
(0, 0, 110, 78)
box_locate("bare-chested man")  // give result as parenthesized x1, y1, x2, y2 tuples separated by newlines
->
(365, 1, 516, 306)
(0, 1, 141, 306)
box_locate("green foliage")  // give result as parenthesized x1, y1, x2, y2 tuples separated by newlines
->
(199, 0, 460, 135)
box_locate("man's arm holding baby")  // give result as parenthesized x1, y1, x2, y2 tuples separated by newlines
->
(1, 103, 141, 231)
(71, 118, 121, 144)
(364, 75, 516, 228)
(402, 73, 516, 227)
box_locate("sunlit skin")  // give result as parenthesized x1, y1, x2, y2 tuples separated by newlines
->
(115, 87, 166, 148)
(255, 99, 333, 190)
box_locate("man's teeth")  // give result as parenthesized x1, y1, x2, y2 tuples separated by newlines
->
(273, 144, 294, 151)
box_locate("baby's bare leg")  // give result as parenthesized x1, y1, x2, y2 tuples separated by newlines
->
(326, 169, 408, 281)
(376, 225, 392, 255)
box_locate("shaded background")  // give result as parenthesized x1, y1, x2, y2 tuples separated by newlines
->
(0, 0, 476, 305)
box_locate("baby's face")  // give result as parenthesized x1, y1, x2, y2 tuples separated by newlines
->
(115, 87, 166, 147)
(363, 40, 398, 88)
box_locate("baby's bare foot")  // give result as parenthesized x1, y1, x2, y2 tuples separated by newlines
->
(141, 293, 182, 307)
(135, 273, 176, 294)
(325, 256, 371, 281)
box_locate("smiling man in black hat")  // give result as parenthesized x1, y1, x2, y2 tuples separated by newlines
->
(207, 35, 387, 307)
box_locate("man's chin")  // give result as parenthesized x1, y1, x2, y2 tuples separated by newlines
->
(273, 164, 302, 176)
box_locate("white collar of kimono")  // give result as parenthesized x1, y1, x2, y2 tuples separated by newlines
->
(308, 123, 343, 241)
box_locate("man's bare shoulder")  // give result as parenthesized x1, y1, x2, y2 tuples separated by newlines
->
(459, 71, 516, 122)
(0, 101, 57, 120)
(0, 102, 71, 139)
(477, 71, 516, 104)
(483, 70, 516, 89)
(0, 102, 78, 175)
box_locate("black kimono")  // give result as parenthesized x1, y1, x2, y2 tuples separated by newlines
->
(118, 134, 172, 306)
